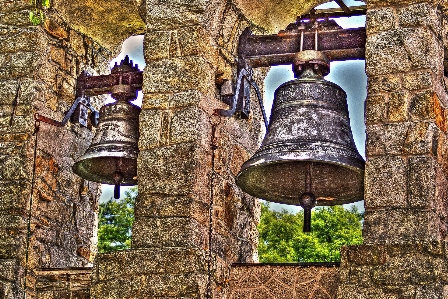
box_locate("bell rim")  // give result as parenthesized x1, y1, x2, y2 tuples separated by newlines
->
(72, 156, 138, 185)
(236, 158, 365, 206)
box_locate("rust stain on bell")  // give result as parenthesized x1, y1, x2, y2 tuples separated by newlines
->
(236, 50, 365, 207)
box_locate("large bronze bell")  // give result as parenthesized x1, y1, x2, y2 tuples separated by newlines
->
(236, 50, 364, 231)
(73, 57, 141, 199)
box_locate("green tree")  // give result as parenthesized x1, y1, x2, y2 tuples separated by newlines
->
(97, 187, 136, 253)
(258, 203, 363, 262)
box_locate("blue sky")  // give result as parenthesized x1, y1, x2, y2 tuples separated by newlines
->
(100, 1, 367, 213)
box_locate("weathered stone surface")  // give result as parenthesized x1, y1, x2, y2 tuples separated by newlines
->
(138, 108, 163, 149)
(233, 0, 325, 33)
(132, 217, 209, 249)
(403, 70, 433, 91)
(402, 122, 438, 155)
(397, 2, 441, 33)
(365, 94, 387, 124)
(94, 248, 208, 281)
(366, 123, 409, 156)
(35, 268, 92, 299)
(366, 8, 395, 35)
(368, 74, 402, 94)
(339, 242, 448, 298)
(145, 0, 206, 30)
(137, 143, 209, 196)
(143, 56, 214, 94)
(387, 91, 408, 121)
(364, 156, 407, 208)
(408, 156, 436, 208)
(363, 209, 440, 243)
(52, 0, 145, 51)
(92, 272, 207, 298)
(134, 194, 209, 226)
(366, 28, 441, 76)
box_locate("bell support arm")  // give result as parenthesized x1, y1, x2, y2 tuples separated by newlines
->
(35, 56, 143, 129)
(239, 26, 366, 68)
(36, 96, 99, 128)
(217, 16, 367, 119)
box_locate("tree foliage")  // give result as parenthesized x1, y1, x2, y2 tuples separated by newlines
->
(97, 187, 136, 253)
(257, 203, 363, 262)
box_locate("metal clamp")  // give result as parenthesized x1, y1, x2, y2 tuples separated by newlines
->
(35, 96, 99, 128)
(215, 68, 268, 130)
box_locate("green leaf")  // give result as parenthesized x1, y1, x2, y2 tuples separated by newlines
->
(42, 0, 50, 9)
(29, 11, 42, 25)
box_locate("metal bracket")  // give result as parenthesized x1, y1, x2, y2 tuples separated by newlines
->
(215, 68, 269, 130)
(35, 55, 143, 129)
(36, 96, 99, 128)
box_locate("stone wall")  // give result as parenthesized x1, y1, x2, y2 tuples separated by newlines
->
(229, 263, 340, 299)
(35, 268, 92, 299)
(91, 1, 263, 298)
(362, 1, 447, 244)
(338, 1, 448, 297)
(0, 4, 108, 298)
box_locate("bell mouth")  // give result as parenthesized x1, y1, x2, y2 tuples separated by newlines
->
(72, 143, 138, 185)
(236, 159, 364, 206)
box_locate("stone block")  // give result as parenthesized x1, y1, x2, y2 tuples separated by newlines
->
(397, 2, 440, 33)
(141, 93, 170, 110)
(0, 30, 39, 53)
(177, 25, 217, 64)
(364, 156, 407, 208)
(409, 91, 439, 120)
(402, 122, 438, 155)
(0, 259, 18, 281)
(139, 109, 162, 150)
(408, 156, 436, 208)
(134, 194, 209, 226)
(49, 46, 66, 69)
(366, 123, 409, 156)
(366, 28, 439, 76)
(403, 70, 433, 91)
(363, 209, 440, 244)
(0, 181, 28, 212)
(368, 74, 402, 94)
(92, 272, 207, 298)
(366, 7, 395, 35)
(366, 0, 442, 8)
(94, 248, 208, 281)
(137, 143, 209, 196)
(344, 244, 387, 266)
(145, 0, 207, 30)
(170, 106, 210, 144)
(365, 94, 387, 124)
(388, 91, 408, 121)
(132, 217, 208, 249)
(144, 30, 171, 61)
(143, 56, 214, 94)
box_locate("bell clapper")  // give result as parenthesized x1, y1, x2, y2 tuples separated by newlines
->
(112, 171, 124, 199)
(299, 163, 316, 233)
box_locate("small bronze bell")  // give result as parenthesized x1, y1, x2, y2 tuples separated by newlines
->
(72, 57, 141, 198)
(236, 50, 364, 231)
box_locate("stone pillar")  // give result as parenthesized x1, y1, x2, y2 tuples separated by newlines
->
(91, 1, 262, 298)
(338, 1, 448, 297)
(0, 5, 105, 298)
